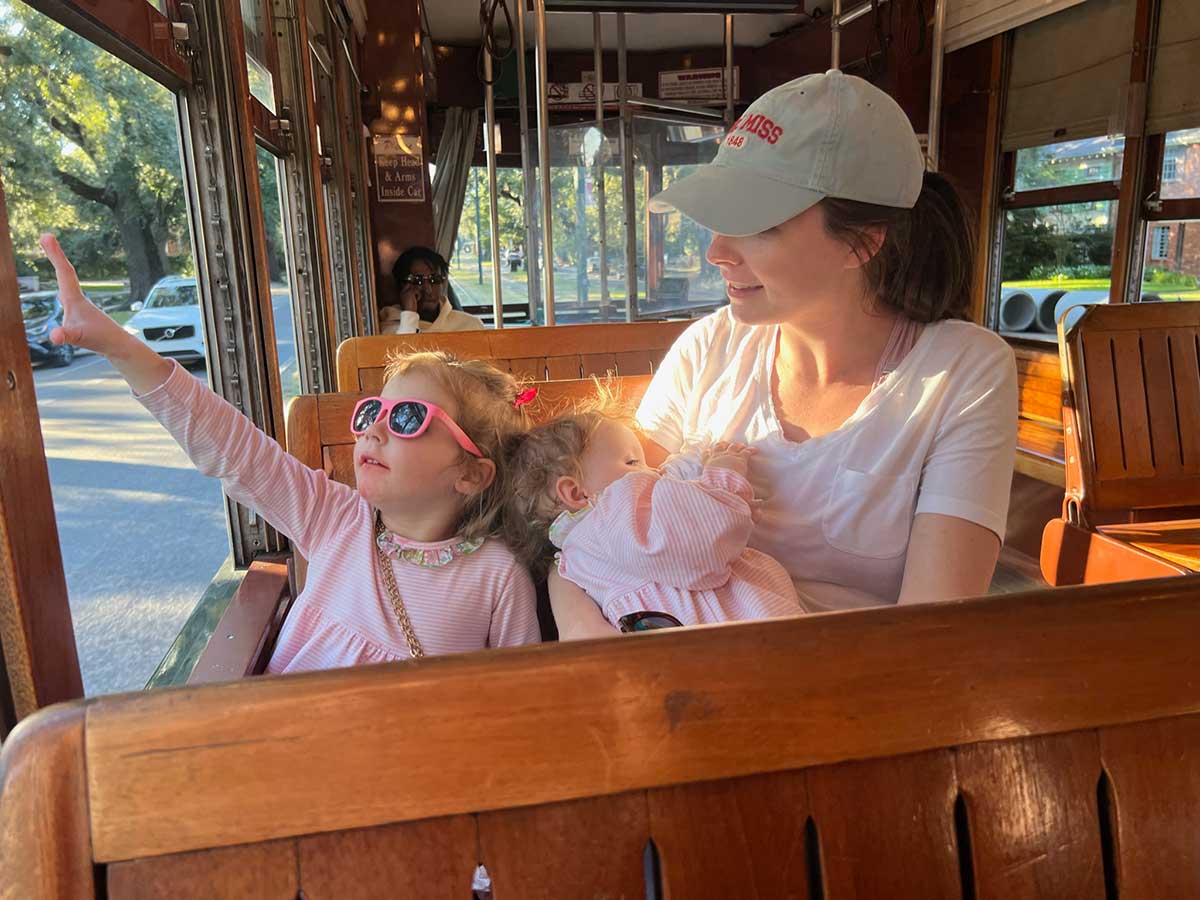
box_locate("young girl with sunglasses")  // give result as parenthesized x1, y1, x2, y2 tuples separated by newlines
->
(37, 234, 539, 672)
(504, 394, 801, 638)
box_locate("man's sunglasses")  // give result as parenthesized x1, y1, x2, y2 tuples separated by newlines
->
(403, 273, 447, 287)
(350, 396, 483, 458)
(617, 611, 683, 633)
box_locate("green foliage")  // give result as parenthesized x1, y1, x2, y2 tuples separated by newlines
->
(0, 0, 190, 300)
(1002, 206, 1116, 281)
(1027, 263, 1112, 280)
(1143, 266, 1198, 289)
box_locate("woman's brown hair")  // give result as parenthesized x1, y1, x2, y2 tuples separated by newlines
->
(821, 170, 975, 322)
(382, 350, 527, 543)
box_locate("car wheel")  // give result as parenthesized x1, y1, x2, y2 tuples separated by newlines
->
(51, 344, 75, 368)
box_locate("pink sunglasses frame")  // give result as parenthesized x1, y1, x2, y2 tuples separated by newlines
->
(350, 396, 483, 458)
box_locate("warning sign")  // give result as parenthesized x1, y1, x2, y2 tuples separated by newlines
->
(372, 134, 425, 203)
(658, 67, 740, 103)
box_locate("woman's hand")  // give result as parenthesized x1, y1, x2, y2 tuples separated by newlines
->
(547, 568, 619, 640)
(40, 233, 172, 393)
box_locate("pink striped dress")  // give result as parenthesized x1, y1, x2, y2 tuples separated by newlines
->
(136, 363, 540, 673)
(553, 467, 801, 627)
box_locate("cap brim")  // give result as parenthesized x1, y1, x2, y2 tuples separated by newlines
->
(648, 165, 824, 237)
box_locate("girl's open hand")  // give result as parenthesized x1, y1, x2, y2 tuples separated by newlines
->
(40, 233, 133, 358)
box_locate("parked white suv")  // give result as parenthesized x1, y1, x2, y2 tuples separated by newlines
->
(123, 276, 206, 365)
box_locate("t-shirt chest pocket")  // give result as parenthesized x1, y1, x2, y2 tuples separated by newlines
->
(821, 464, 920, 559)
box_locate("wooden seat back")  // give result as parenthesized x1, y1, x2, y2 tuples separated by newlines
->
(334, 320, 691, 392)
(4, 577, 1200, 898)
(1060, 302, 1200, 523)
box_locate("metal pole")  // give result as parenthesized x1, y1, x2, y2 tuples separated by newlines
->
(513, 0, 542, 321)
(723, 14, 735, 127)
(831, 0, 842, 70)
(593, 13, 610, 319)
(473, 167, 483, 285)
(484, 50, 504, 328)
(617, 12, 638, 321)
(534, 0, 556, 325)
(927, 0, 947, 171)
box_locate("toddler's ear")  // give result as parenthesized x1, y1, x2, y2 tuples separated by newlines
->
(555, 475, 589, 511)
(455, 457, 496, 497)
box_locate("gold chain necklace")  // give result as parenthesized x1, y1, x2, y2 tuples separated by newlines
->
(375, 516, 425, 659)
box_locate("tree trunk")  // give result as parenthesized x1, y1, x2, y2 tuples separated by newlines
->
(109, 152, 168, 303)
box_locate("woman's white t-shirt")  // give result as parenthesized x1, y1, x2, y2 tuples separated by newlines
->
(636, 308, 1018, 611)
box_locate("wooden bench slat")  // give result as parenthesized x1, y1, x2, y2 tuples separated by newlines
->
(1099, 714, 1200, 900)
(957, 731, 1106, 900)
(478, 794, 648, 899)
(807, 750, 960, 900)
(297, 816, 477, 899)
(107, 841, 298, 900)
(648, 772, 812, 898)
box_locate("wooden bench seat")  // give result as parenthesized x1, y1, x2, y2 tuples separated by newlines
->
(4, 576, 1199, 897)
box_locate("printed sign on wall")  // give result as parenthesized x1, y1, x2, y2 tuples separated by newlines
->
(372, 134, 425, 203)
(658, 67, 740, 102)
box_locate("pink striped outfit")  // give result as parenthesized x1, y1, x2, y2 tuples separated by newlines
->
(136, 362, 540, 673)
(552, 466, 801, 627)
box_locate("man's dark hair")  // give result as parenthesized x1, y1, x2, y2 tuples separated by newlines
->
(391, 246, 464, 310)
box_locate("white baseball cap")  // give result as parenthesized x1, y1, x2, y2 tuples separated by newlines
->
(648, 70, 925, 237)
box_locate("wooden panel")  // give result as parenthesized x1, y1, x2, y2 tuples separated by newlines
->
(1100, 714, 1200, 900)
(1168, 330, 1200, 469)
(507, 356, 547, 381)
(83, 579, 1200, 862)
(297, 816, 476, 899)
(0, 187, 84, 720)
(359, 367, 385, 393)
(807, 750, 960, 900)
(1098, 518, 1200, 570)
(648, 772, 811, 899)
(322, 445, 356, 488)
(1110, 332, 1154, 477)
(108, 841, 297, 899)
(545, 356, 583, 380)
(479, 793, 648, 899)
(956, 732, 1105, 900)
(0, 705, 94, 898)
(187, 560, 291, 684)
(1079, 333, 1126, 480)
(1138, 330, 1185, 476)
(613, 350, 656, 376)
(579, 352, 619, 377)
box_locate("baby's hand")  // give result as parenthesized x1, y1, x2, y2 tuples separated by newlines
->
(703, 441, 755, 476)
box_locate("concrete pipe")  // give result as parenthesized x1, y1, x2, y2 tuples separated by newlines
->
(999, 290, 1037, 332)
(1054, 290, 1110, 331)
(1030, 289, 1067, 332)
(1141, 292, 1164, 302)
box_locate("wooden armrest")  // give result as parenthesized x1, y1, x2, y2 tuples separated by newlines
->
(1097, 520, 1200, 571)
(186, 559, 293, 685)
(1040, 519, 1189, 586)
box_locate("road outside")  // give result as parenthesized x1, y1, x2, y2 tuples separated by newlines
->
(30, 284, 298, 696)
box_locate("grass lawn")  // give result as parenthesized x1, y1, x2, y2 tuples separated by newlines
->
(111, 311, 134, 327)
(1004, 278, 1200, 301)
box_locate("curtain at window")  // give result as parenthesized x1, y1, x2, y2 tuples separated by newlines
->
(430, 107, 480, 262)
(945, 0, 1085, 53)
(1001, 0, 1136, 150)
(1146, 0, 1200, 135)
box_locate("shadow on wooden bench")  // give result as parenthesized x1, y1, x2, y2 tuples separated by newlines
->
(3, 577, 1199, 897)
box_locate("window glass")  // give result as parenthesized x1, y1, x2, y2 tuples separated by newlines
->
(1160, 128, 1200, 200)
(998, 201, 1116, 335)
(256, 145, 300, 408)
(1138, 219, 1200, 301)
(2, 0, 228, 695)
(1014, 136, 1124, 192)
(240, 0, 276, 113)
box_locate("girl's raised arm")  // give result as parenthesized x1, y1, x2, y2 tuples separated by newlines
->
(40, 234, 174, 394)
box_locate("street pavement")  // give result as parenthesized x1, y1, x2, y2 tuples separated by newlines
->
(33, 354, 231, 697)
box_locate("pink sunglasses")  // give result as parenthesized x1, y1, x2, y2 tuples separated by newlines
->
(350, 396, 483, 458)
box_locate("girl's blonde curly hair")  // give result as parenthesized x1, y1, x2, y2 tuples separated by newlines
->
(501, 381, 636, 578)
(382, 350, 528, 543)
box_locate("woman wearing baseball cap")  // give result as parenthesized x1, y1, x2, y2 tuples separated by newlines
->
(551, 70, 1017, 637)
